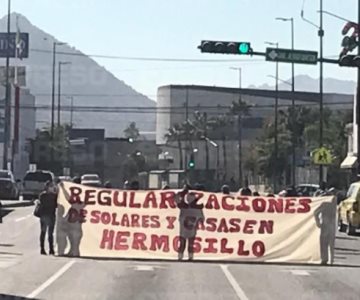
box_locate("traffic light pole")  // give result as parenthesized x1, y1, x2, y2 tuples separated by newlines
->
(357, 0, 360, 177)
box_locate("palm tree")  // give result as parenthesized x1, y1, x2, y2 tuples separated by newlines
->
(229, 99, 252, 186)
(165, 124, 184, 169)
(124, 122, 140, 141)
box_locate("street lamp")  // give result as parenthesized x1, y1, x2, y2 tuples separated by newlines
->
(58, 61, 71, 126)
(276, 16, 296, 187)
(203, 136, 220, 189)
(301, 0, 325, 184)
(265, 41, 279, 193)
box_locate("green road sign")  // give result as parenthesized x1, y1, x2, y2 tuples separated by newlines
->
(312, 147, 333, 165)
(266, 47, 318, 65)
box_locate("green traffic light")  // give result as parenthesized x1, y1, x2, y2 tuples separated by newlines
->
(239, 43, 249, 54)
(188, 161, 195, 168)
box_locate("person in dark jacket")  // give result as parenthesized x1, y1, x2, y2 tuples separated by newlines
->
(39, 181, 58, 255)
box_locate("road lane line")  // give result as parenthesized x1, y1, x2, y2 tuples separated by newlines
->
(220, 264, 249, 300)
(290, 270, 310, 276)
(15, 214, 32, 222)
(26, 260, 76, 298)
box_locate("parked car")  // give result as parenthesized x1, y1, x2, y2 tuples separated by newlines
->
(0, 169, 19, 200)
(22, 170, 54, 200)
(296, 184, 320, 197)
(338, 182, 360, 235)
(81, 174, 102, 187)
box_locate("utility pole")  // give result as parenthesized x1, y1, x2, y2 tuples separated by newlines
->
(58, 61, 71, 126)
(3, 0, 11, 170)
(319, 0, 325, 184)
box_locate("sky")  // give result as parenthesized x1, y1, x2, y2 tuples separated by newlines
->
(3, 0, 359, 100)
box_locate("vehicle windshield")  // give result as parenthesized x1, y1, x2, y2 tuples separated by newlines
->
(82, 175, 99, 181)
(24, 172, 52, 182)
(0, 171, 11, 179)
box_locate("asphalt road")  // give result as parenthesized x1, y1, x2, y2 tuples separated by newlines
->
(1, 206, 360, 300)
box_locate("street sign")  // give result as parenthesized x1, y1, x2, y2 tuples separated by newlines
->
(312, 147, 333, 165)
(0, 32, 29, 58)
(266, 47, 318, 65)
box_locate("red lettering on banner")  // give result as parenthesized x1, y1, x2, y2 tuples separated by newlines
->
(222, 196, 235, 211)
(100, 229, 114, 250)
(253, 241, 265, 257)
(150, 216, 161, 228)
(243, 220, 257, 234)
(132, 232, 147, 250)
(121, 214, 130, 227)
(165, 216, 176, 229)
(285, 199, 296, 213)
(160, 192, 176, 209)
(90, 210, 101, 224)
(190, 192, 204, 209)
(84, 189, 96, 205)
(173, 236, 181, 252)
(268, 198, 284, 213)
(259, 220, 274, 234)
(142, 215, 150, 228)
(235, 197, 250, 212)
(298, 198, 311, 213)
(129, 192, 140, 208)
(113, 191, 127, 207)
(192, 237, 202, 253)
(205, 194, 220, 209)
(101, 212, 111, 225)
(205, 218, 217, 232)
(150, 235, 170, 252)
(131, 214, 141, 227)
(220, 238, 234, 254)
(69, 187, 82, 204)
(229, 218, 241, 232)
(237, 240, 250, 256)
(143, 192, 157, 208)
(252, 198, 266, 213)
(98, 191, 112, 206)
(111, 213, 120, 226)
(203, 238, 218, 253)
(217, 218, 230, 233)
(196, 219, 205, 230)
(114, 231, 130, 250)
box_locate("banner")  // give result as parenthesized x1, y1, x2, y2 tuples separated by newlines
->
(56, 182, 336, 264)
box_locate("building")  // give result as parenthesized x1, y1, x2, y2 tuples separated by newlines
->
(157, 85, 353, 186)
(0, 85, 36, 180)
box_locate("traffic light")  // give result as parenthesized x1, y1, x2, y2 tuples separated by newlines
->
(188, 153, 195, 169)
(339, 55, 360, 67)
(198, 40, 252, 55)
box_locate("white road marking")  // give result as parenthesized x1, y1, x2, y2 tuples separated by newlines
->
(15, 214, 32, 222)
(134, 265, 155, 271)
(220, 264, 249, 300)
(290, 270, 310, 276)
(27, 260, 75, 298)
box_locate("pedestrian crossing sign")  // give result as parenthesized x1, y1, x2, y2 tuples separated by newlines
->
(312, 147, 333, 165)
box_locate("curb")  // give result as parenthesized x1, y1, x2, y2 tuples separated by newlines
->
(0, 200, 34, 209)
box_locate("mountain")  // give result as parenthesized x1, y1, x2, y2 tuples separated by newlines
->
(0, 13, 156, 137)
(249, 75, 356, 95)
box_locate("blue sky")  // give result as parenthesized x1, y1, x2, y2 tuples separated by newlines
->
(6, 0, 359, 99)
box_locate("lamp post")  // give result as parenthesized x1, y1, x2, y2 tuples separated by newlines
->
(57, 61, 71, 126)
(301, 0, 324, 185)
(276, 16, 296, 187)
(265, 42, 279, 193)
(203, 136, 220, 189)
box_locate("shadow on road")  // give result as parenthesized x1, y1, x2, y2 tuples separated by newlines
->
(0, 294, 39, 300)
(0, 209, 13, 218)
(0, 244, 14, 247)
(335, 247, 360, 252)
(0, 251, 22, 256)
(336, 236, 359, 241)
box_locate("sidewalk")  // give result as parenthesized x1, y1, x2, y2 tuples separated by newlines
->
(0, 200, 34, 209)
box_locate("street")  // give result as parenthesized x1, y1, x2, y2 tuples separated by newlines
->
(0, 205, 359, 300)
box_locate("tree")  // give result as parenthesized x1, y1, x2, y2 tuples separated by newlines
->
(228, 99, 252, 186)
(124, 122, 140, 141)
(165, 124, 184, 169)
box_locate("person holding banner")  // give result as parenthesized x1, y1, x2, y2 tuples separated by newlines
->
(175, 184, 205, 261)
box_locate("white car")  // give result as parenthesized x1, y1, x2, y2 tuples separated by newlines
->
(23, 170, 54, 200)
(81, 174, 102, 187)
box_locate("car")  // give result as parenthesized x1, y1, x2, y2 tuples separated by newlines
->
(0, 170, 19, 200)
(338, 182, 360, 235)
(22, 170, 54, 200)
(296, 184, 320, 197)
(81, 174, 102, 187)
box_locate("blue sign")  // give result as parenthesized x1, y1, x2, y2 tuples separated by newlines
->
(0, 32, 29, 58)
